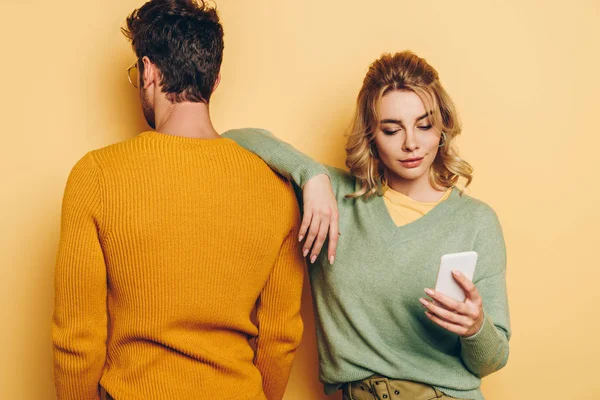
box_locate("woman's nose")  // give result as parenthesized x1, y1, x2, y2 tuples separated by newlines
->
(403, 130, 419, 152)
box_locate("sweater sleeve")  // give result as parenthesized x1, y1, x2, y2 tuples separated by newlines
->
(222, 128, 347, 191)
(254, 226, 305, 400)
(52, 152, 108, 400)
(460, 209, 511, 378)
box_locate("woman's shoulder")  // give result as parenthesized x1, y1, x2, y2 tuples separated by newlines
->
(324, 165, 354, 180)
(323, 165, 357, 194)
(455, 190, 502, 226)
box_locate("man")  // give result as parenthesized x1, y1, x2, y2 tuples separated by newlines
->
(52, 1, 305, 399)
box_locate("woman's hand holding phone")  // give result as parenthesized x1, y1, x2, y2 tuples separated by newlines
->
(419, 271, 485, 338)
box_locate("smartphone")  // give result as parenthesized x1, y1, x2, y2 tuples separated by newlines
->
(434, 251, 478, 302)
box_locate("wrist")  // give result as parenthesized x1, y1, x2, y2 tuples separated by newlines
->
(464, 313, 486, 339)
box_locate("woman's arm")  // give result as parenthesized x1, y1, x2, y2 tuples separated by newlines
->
(223, 128, 331, 188)
(420, 208, 510, 378)
(458, 210, 510, 377)
(222, 128, 352, 264)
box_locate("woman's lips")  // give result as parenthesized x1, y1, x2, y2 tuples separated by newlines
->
(399, 157, 423, 168)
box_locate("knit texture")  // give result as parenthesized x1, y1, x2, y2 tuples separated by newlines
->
(52, 131, 305, 400)
(222, 129, 511, 400)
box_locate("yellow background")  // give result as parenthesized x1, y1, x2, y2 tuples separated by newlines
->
(1, 0, 598, 399)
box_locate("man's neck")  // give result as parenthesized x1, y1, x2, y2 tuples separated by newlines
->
(155, 100, 219, 139)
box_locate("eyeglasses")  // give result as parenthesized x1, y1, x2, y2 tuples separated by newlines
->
(127, 58, 140, 88)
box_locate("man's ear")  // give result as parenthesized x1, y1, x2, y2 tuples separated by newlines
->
(141, 56, 156, 89)
(212, 72, 221, 93)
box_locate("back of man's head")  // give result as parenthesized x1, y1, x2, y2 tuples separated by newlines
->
(122, 0, 224, 104)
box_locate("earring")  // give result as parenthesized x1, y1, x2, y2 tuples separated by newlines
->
(439, 132, 447, 148)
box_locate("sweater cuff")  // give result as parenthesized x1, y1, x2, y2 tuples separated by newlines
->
(298, 165, 331, 188)
(460, 313, 502, 355)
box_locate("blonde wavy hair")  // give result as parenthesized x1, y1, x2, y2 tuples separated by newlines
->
(345, 51, 473, 199)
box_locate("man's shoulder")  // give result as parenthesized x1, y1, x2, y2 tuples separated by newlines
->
(234, 145, 297, 198)
(225, 144, 299, 210)
(86, 134, 145, 163)
(229, 143, 286, 176)
(78, 134, 297, 198)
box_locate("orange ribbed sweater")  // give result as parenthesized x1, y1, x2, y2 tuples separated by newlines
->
(52, 131, 305, 400)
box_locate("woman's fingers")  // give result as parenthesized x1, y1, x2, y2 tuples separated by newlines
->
(423, 284, 484, 336)
(419, 298, 470, 326)
(298, 210, 312, 243)
(425, 311, 468, 336)
(299, 173, 340, 265)
(302, 215, 321, 259)
(424, 288, 469, 315)
(327, 211, 339, 265)
(452, 270, 481, 304)
(310, 212, 332, 263)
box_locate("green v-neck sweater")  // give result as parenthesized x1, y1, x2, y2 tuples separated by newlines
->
(222, 129, 510, 400)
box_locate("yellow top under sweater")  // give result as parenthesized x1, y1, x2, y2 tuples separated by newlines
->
(383, 185, 452, 226)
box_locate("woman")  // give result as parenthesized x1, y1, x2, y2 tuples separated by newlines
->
(224, 51, 509, 400)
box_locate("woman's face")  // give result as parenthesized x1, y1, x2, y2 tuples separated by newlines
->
(373, 90, 442, 186)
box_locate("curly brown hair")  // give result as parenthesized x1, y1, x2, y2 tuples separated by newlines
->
(122, 0, 224, 104)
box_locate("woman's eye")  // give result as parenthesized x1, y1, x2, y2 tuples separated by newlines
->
(418, 125, 433, 131)
(382, 129, 400, 135)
